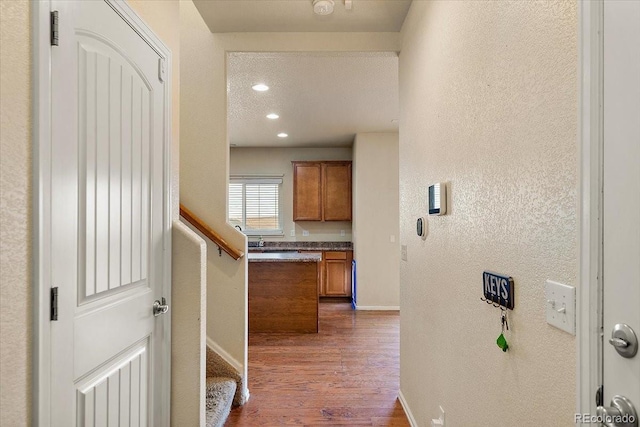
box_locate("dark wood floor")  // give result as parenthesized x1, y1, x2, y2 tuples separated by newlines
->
(226, 302, 410, 426)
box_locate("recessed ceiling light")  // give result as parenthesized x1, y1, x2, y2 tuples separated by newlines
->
(252, 83, 269, 92)
(266, 113, 280, 120)
(277, 133, 288, 138)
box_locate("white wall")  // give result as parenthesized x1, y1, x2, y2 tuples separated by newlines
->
(398, 2, 578, 426)
(180, 1, 249, 384)
(230, 146, 353, 243)
(180, 0, 401, 389)
(352, 133, 400, 309)
(171, 221, 207, 426)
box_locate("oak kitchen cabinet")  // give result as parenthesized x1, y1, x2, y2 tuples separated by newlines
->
(292, 161, 352, 221)
(323, 251, 353, 297)
(300, 250, 353, 297)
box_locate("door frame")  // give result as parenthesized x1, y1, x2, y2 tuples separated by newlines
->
(577, 0, 604, 422)
(32, 1, 173, 424)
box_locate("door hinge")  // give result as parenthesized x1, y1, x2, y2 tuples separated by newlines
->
(50, 287, 58, 321)
(596, 385, 603, 407)
(50, 11, 59, 46)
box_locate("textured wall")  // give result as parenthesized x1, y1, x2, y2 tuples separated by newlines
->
(398, 1, 578, 426)
(0, 1, 32, 425)
(353, 133, 400, 309)
(180, 0, 249, 382)
(230, 146, 353, 242)
(171, 221, 207, 426)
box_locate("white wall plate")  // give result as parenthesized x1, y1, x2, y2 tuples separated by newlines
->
(545, 280, 576, 335)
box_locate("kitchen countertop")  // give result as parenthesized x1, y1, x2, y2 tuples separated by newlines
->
(248, 241, 353, 252)
(247, 252, 322, 263)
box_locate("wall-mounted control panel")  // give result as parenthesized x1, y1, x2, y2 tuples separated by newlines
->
(416, 217, 427, 239)
(429, 183, 447, 215)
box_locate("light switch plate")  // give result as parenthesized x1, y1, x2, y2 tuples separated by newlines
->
(430, 406, 445, 427)
(545, 280, 575, 335)
(302, 230, 309, 237)
(290, 230, 295, 237)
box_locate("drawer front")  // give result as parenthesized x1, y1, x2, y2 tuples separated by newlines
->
(324, 251, 347, 260)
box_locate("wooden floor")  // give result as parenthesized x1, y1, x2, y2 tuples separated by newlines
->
(226, 302, 410, 426)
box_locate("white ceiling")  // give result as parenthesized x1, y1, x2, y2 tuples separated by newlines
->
(193, 0, 412, 33)
(228, 52, 399, 147)
(194, 1, 407, 148)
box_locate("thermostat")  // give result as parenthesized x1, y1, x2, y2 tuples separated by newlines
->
(417, 217, 427, 239)
(428, 183, 446, 216)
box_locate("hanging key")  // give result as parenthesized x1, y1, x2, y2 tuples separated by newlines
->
(497, 310, 509, 352)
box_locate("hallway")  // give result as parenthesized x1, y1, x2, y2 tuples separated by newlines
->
(226, 303, 409, 426)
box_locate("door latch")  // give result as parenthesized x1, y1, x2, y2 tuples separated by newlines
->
(609, 324, 638, 358)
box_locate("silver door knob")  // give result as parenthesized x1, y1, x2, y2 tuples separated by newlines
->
(153, 297, 169, 317)
(596, 395, 638, 427)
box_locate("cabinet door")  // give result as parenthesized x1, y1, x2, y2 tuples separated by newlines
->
(323, 162, 352, 221)
(293, 162, 322, 221)
(323, 251, 352, 297)
(325, 259, 348, 296)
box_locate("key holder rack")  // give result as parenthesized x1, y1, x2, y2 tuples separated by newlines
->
(480, 271, 514, 353)
(480, 271, 515, 310)
(481, 271, 515, 352)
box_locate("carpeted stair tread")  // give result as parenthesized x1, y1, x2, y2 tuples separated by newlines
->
(205, 376, 237, 427)
(206, 347, 244, 406)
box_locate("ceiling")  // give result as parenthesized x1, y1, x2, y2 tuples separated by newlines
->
(193, 1, 407, 148)
(193, 0, 412, 33)
(228, 52, 399, 148)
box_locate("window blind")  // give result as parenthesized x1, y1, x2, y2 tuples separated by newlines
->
(228, 177, 283, 235)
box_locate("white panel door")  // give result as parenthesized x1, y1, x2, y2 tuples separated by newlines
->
(602, 0, 640, 422)
(49, 1, 170, 425)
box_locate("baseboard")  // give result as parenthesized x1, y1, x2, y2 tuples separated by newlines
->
(398, 390, 418, 427)
(205, 337, 243, 374)
(355, 305, 400, 311)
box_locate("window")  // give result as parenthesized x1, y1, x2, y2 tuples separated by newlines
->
(228, 177, 283, 235)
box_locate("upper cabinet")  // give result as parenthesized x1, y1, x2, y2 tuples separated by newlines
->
(292, 161, 352, 222)
(322, 162, 352, 221)
(292, 162, 323, 220)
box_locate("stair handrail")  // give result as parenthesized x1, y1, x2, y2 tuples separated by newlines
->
(179, 204, 244, 260)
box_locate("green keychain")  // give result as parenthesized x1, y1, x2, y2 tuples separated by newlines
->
(496, 333, 508, 352)
(497, 310, 509, 352)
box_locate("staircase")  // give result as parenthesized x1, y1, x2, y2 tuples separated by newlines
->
(177, 208, 247, 426)
(205, 347, 244, 427)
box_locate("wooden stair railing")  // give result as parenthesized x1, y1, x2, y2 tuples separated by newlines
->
(179, 204, 244, 260)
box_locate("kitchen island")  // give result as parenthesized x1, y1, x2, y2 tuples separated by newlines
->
(248, 252, 322, 333)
